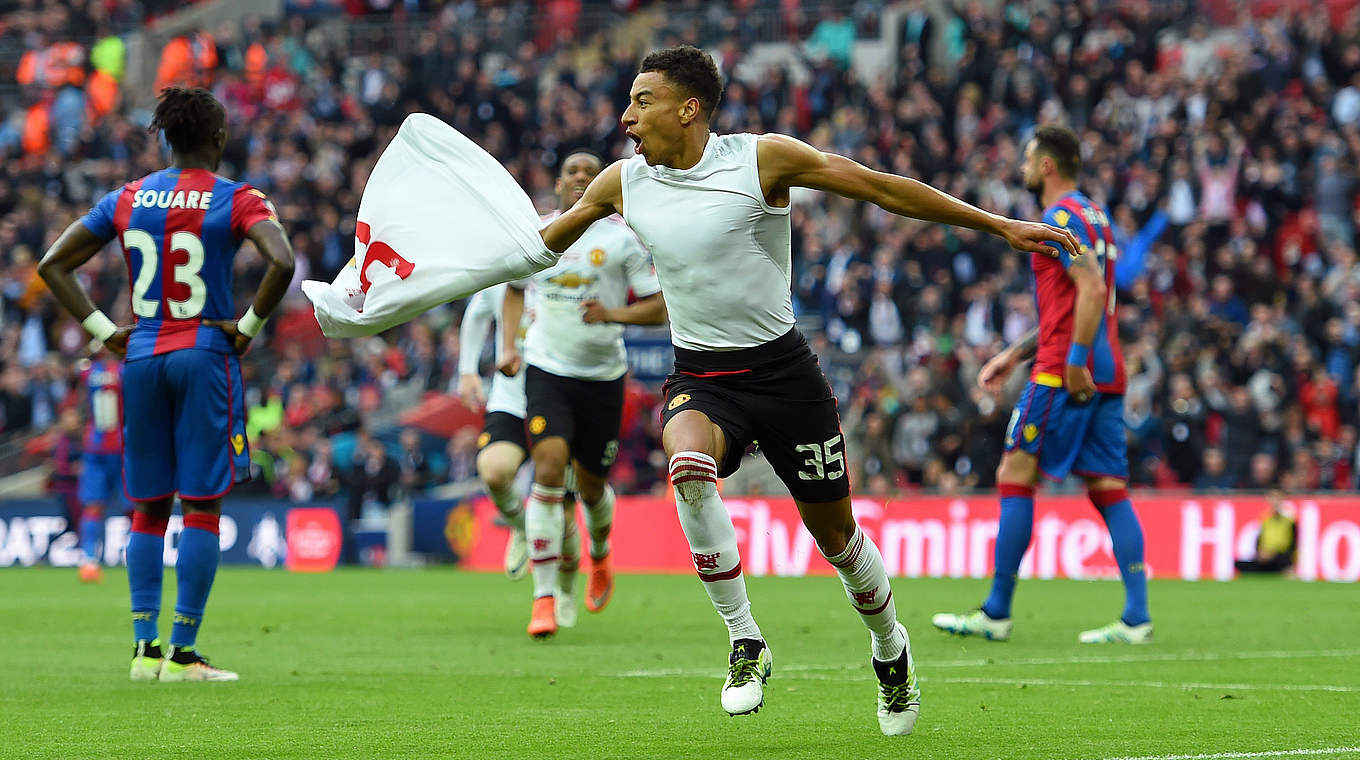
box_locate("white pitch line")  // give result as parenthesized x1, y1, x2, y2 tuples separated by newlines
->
(712, 671, 1359, 692)
(927, 676, 1360, 693)
(1096, 747, 1360, 760)
(611, 648, 1360, 678)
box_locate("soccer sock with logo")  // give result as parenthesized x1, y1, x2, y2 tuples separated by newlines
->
(560, 499, 580, 588)
(982, 483, 1035, 621)
(127, 511, 167, 643)
(582, 485, 614, 560)
(487, 481, 525, 532)
(171, 512, 221, 650)
(823, 526, 905, 662)
(669, 452, 762, 644)
(525, 483, 565, 599)
(1092, 487, 1150, 626)
(80, 505, 104, 562)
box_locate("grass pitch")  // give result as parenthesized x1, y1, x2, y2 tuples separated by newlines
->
(2, 568, 1357, 760)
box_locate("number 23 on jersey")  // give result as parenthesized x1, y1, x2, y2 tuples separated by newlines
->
(124, 229, 208, 319)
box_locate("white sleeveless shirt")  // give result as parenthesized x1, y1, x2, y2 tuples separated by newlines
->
(619, 133, 794, 351)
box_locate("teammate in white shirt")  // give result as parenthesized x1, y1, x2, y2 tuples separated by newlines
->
(500, 150, 666, 639)
(457, 283, 535, 580)
(535, 47, 1081, 735)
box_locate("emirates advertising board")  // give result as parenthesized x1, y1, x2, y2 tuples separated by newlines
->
(449, 494, 1360, 583)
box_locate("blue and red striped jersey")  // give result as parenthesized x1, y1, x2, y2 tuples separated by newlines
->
(79, 167, 276, 360)
(1030, 191, 1127, 395)
(82, 358, 123, 455)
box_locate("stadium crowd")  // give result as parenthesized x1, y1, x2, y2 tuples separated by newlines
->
(3, 0, 1360, 507)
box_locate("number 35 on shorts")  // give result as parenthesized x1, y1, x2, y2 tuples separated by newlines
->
(796, 435, 845, 481)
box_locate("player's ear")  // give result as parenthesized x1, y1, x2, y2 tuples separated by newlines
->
(679, 97, 699, 126)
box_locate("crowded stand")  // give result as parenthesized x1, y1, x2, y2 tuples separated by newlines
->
(2, 0, 1359, 514)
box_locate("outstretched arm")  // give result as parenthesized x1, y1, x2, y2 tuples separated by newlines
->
(38, 221, 130, 356)
(540, 160, 625, 254)
(756, 134, 1082, 258)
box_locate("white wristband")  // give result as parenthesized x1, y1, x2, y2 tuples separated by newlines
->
(81, 311, 118, 343)
(238, 306, 267, 338)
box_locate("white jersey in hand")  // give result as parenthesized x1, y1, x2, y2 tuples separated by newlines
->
(520, 212, 660, 382)
(619, 132, 793, 351)
(458, 283, 529, 418)
(301, 113, 557, 337)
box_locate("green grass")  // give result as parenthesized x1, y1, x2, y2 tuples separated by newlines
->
(2, 568, 1358, 760)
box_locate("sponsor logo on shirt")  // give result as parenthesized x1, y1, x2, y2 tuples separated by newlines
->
(547, 272, 596, 289)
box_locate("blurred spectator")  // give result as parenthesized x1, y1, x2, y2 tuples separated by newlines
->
(1235, 490, 1297, 574)
(396, 428, 434, 496)
(343, 435, 400, 521)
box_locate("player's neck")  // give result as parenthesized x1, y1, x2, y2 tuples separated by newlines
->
(1041, 180, 1077, 209)
(171, 151, 218, 172)
(665, 129, 711, 171)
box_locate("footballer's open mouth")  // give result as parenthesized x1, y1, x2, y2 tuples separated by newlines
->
(626, 129, 642, 154)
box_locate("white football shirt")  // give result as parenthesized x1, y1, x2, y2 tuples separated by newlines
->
(458, 283, 528, 418)
(619, 132, 794, 351)
(519, 213, 660, 382)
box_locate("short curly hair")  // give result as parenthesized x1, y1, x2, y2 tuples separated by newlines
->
(638, 45, 724, 118)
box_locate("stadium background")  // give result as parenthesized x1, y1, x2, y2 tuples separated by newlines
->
(0, 0, 1356, 579)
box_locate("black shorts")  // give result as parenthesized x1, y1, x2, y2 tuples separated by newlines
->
(479, 411, 527, 452)
(660, 328, 849, 503)
(525, 365, 625, 478)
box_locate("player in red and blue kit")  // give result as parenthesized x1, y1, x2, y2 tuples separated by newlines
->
(39, 88, 295, 681)
(75, 356, 125, 584)
(933, 126, 1151, 644)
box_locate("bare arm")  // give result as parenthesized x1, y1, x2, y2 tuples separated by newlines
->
(1006, 327, 1040, 363)
(1064, 252, 1106, 400)
(756, 134, 1082, 258)
(38, 221, 110, 324)
(207, 219, 296, 353)
(38, 221, 130, 356)
(977, 327, 1038, 392)
(540, 161, 625, 254)
(1067, 254, 1106, 352)
(582, 292, 667, 326)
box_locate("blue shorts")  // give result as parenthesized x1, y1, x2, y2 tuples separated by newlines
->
(77, 452, 124, 505)
(1004, 381, 1128, 482)
(122, 350, 250, 501)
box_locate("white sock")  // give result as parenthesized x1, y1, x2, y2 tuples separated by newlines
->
(525, 483, 565, 599)
(560, 498, 581, 580)
(583, 485, 614, 560)
(488, 481, 525, 532)
(670, 452, 761, 644)
(824, 526, 905, 661)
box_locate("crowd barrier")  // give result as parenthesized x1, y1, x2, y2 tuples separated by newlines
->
(2, 494, 1355, 581)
